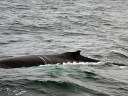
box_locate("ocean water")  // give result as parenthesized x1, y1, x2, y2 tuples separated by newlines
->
(0, 0, 128, 96)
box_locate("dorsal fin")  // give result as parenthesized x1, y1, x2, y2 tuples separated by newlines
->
(70, 50, 81, 56)
(61, 50, 81, 56)
(75, 50, 81, 55)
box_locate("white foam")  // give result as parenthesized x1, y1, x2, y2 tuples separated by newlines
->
(119, 66, 127, 69)
(38, 61, 104, 67)
(63, 61, 104, 66)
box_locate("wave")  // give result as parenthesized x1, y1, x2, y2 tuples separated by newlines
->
(0, 64, 128, 96)
(0, 79, 110, 96)
(110, 50, 128, 58)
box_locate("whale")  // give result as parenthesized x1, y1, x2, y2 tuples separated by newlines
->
(0, 50, 99, 68)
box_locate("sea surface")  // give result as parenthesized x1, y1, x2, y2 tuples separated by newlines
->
(0, 0, 128, 96)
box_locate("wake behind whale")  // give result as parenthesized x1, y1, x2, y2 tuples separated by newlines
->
(0, 50, 99, 69)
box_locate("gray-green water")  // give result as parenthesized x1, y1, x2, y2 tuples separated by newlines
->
(0, 0, 128, 96)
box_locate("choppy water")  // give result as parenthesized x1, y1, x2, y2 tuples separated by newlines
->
(0, 0, 128, 96)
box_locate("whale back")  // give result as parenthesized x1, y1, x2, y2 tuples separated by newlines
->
(0, 50, 99, 68)
(63, 50, 99, 62)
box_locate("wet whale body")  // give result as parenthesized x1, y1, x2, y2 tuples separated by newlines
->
(0, 50, 99, 68)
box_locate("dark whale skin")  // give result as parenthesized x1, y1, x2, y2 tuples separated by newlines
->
(0, 50, 99, 68)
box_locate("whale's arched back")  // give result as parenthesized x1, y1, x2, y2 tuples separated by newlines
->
(0, 50, 99, 68)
